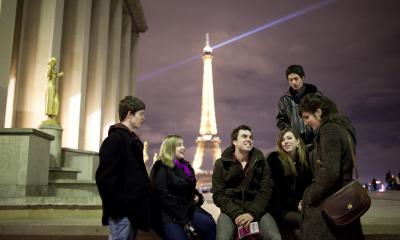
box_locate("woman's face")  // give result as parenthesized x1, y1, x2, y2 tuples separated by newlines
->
(302, 109, 322, 130)
(174, 139, 185, 159)
(281, 131, 299, 155)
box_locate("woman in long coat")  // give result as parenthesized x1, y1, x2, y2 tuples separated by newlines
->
(299, 93, 364, 240)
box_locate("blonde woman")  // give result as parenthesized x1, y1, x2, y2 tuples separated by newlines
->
(150, 135, 216, 240)
(266, 128, 312, 236)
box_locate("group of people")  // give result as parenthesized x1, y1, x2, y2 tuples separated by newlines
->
(95, 64, 365, 240)
(384, 170, 400, 190)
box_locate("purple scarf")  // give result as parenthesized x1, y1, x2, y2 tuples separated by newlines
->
(173, 159, 195, 181)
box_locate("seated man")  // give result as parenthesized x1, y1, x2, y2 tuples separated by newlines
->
(212, 125, 281, 240)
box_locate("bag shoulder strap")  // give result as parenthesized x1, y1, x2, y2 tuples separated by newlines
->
(345, 132, 358, 179)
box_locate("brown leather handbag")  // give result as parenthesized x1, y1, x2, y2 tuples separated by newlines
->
(322, 133, 371, 225)
(322, 180, 371, 225)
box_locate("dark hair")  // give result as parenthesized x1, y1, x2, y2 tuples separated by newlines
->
(230, 125, 252, 146)
(286, 64, 305, 79)
(299, 93, 337, 121)
(118, 96, 145, 121)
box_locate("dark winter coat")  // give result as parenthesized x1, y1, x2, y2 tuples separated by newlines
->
(276, 83, 319, 144)
(150, 159, 204, 226)
(266, 152, 312, 225)
(301, 116, 364, 239)
(212, 146, 272, 221)
(95, 123, 151, 231)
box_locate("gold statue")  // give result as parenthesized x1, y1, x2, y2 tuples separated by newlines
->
(45, 57, 63, 119)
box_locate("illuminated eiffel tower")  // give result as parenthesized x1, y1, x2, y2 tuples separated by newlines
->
(192, 33, 222, 173)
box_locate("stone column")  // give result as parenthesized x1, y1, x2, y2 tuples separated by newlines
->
(82, 0, 110, 151)
(129, 32, 139, 96)
(102, 0, 123, 140)
(14, 0, 65, 128)
(59, 0, 92, 149)
(0, 0, 17, 127)
(119, 13, 132, 98)
(38, 124, 63, 167)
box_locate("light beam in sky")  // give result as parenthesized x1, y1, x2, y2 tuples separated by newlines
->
(138, 0, 335, 82)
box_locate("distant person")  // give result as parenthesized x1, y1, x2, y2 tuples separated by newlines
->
(371, 178, 377, 191)
(396, 172, 400, 190)
(276, 64, 320, 145)
(385, 169, 395, 190)
(150, 135, 216, 240)
(96, 96, 150, 240)
(212, 125, 281, 240)
(266, 128, 312, 237)
(299, 93, 364, 239)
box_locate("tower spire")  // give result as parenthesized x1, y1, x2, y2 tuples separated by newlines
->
(203, 33, 213, 54)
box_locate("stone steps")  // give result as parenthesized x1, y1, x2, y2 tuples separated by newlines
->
(48, 180, 98, 198)
(49, 167, 81, 181)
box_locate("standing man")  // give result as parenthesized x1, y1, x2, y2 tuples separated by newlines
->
(276, 64, 320, 144)
(212, 125, 281, 240)
(96, 96, 151, 240)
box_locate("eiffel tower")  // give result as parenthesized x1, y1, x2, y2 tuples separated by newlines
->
(192, 33, 222, 173)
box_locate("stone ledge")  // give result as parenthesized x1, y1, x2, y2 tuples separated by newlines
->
(49, 179, 96, 184)
(0, 219, 160, 239)
(0, 128, 54, 140)
(49, 167, 81, 173)
(62, 148, 98, 155)
(0, 196, 101, 207)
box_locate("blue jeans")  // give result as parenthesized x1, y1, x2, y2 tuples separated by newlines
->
(216, 212, 281, 240)
(162, 208, 216, 240)
(108, 217, 137, 240)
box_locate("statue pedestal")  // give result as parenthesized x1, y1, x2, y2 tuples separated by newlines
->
(0, 128, 53, 197)
(39, 119, 63, 168)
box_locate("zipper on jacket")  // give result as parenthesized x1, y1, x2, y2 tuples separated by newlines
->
(242, 157, 259, 201)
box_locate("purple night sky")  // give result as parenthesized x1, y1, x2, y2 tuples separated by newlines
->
(135, 0, 400, 183)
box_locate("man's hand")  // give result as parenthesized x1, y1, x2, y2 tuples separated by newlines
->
(235, 213, 254, 227)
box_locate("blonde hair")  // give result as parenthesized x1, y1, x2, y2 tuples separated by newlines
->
(276, 128, 308, 176)
(157, 135, 182, 168)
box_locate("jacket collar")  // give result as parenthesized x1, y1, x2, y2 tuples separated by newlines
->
(315, 114, 356, 144)
(220, 146, 264, 164)
(286, 83, 318, 102)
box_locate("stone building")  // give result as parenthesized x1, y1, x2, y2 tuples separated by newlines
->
(0, 0, 147, 198)
(0, 0, 147, 151)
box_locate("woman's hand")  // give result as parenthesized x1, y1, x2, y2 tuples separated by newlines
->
(298, 200, 303, 212)
(193, 194, 199, 205)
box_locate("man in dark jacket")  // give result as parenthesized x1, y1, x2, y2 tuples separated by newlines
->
(276, 64, 320, 144)
(95, 96, 151, 240)
(212, 125, 281, 240)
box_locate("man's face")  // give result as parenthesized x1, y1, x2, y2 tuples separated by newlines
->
(233, 129, 253, 152)
(287, 73, 304, 91)
(129, 109, 145, 129)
